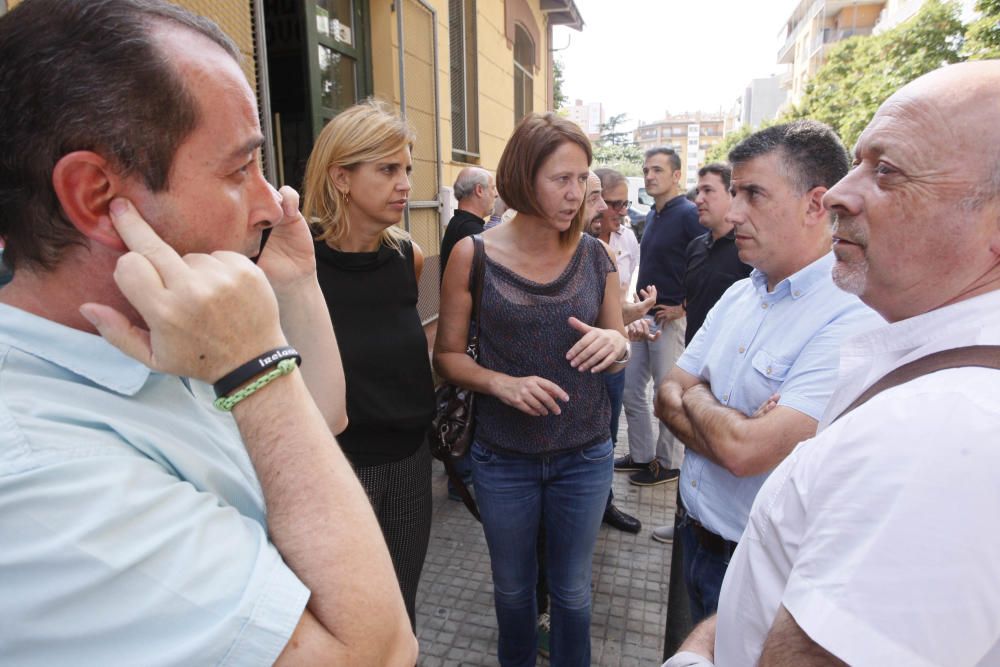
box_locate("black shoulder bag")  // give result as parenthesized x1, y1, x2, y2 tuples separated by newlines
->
(427, 235, 485, 520)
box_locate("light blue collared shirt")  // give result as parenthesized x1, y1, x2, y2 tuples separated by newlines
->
(677, 253, 883, 542)
(0, 304, 309, 666)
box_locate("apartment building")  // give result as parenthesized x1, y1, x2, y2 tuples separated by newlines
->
(777, 0, 886, 106)
(741, 75, 787, 129)
(633, 112, 725, 190)
(564, 99, 605, 141)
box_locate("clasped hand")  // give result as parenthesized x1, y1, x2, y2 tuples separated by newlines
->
(493, 317, 627, 417)
(566, 316, 627, 373)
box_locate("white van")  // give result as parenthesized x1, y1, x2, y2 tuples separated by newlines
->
(626, 176, 653, 215)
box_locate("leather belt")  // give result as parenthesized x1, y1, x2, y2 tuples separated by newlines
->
(677, 504, 738, 556)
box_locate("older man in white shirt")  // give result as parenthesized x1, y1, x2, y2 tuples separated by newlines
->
(668, 60, 1000, 667)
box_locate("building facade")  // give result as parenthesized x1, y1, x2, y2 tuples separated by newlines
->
(6, 0, 584, 324)
(777, 0, 885, 106)
(563, 99, 604, 140)
(740, 75, 786, 130)
(633, 112, 725, 190)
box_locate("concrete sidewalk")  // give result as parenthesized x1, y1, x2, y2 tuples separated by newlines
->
(415, 430, 678, 666)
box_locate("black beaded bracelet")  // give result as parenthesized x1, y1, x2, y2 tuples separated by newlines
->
(213, 346, 302, 398)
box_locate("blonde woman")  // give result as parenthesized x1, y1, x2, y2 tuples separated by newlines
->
(435, 113, 628, 666)
(302, 100, 434, 628)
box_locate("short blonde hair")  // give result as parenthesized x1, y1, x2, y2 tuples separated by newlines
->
(303, 99, 416, 252)
(496, 112, 593, 245)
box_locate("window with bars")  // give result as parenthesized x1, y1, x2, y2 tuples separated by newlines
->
(513, 23, 534, 124)
(449, 0, 479, 162)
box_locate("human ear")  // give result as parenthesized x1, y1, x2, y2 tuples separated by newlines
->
(51, 151, 128, 252)
(328, 165, 352, 195)
(803, 186, 829, 226)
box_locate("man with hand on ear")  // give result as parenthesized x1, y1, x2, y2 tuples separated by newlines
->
(0, 1, 416, 665)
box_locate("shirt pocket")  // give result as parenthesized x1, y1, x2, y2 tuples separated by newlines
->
(750, 350, 792, 395)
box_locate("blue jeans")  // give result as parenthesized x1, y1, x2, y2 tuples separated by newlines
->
(677, 513, 737, 624)
(471, 439, 613, 667)
(603, 370, 625, 445)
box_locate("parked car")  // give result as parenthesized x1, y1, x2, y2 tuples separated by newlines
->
(627, 207, 648, 242)
(625, 177, 652, 241)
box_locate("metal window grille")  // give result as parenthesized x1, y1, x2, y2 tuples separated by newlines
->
(449, 0, 479, 162)
(513, 23, 534, 123)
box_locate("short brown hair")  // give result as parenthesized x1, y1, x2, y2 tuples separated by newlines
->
(497, 112, 593, 244)
(0, 0, 239, 272)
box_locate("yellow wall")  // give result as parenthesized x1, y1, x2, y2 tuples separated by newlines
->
(5, 1, 256, 86)
(367, 0, 553, 192)
(175, 1, 258, 87)
(441, 0, 551, 189)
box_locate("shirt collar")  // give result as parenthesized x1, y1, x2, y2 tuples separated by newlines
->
(750, 252, 835, 300)
(704, 228, 735, 249)
(0, 303, 151, 395)
(654, 194, 688, 214)
(845, 289, 1000, 359)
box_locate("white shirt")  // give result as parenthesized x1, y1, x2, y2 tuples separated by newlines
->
(609, 226, 640, 292)
(716, 289, 1000, 667)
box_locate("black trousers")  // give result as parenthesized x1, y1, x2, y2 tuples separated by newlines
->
(354, 444, 433, 629)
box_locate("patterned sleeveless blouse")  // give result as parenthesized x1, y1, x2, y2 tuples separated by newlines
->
(475, 233, 616, 457)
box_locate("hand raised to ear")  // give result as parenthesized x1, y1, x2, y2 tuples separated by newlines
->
(80, 198, 287, 383)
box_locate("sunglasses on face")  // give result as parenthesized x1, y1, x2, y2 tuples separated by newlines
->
(604, 199, 632, 211)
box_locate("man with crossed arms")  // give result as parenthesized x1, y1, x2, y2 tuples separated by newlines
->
(654, 120, 880, 623)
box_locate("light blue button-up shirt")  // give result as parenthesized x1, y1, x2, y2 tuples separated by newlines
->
(677, 253, 882, 542)
(0, 304, 308, 666)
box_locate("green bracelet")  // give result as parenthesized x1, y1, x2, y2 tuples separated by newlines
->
(213, 358, 298, 412)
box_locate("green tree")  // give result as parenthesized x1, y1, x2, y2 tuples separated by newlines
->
(592, 113, 643, 175)
(707, 124, 755, 163)
(966, 0, 1000, 59)
(592, 143, 644, 176)
(597, 113, 631, 146)
(788, 0, 964, 147)
(553, 57, 568, 110)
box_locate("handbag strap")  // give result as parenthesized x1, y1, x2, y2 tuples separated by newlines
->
(833, 344, 1000, 423)
(442, 456, 481, 521)
(467, 234, 486, 348)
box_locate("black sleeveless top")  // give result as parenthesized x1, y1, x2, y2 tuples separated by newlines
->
(475, 234, 616, 457)
(314, 239, 435, 466)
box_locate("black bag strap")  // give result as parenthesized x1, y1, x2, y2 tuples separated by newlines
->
(833, 345, 1000, 423)
(442, 455, 481, 521)
(467, 234, 486, 353)
(444, 234, 486, 523)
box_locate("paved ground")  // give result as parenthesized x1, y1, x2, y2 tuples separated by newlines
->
(415, 419, 678, 666)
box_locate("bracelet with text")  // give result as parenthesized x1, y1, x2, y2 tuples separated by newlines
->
(213, 346, 302, 398)
(213, 358, 299, 412)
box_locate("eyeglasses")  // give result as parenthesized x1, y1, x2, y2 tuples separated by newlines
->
(605, 200, 632, 211)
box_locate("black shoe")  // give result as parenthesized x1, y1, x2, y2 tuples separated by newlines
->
(629, 460, 679, 486)
(613, 453, 644, 472)
(603, 504, 642, 533)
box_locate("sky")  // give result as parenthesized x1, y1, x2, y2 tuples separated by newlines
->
(553, 0, 799, 130)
